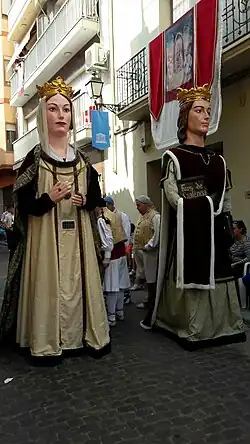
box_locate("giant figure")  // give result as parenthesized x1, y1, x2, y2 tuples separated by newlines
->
(152, 84, 246, 349)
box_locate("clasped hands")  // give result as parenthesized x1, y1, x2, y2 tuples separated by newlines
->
(49, 181, 86, 207)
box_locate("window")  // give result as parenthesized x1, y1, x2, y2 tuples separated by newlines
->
(172, 0, 198, 22)
(6, 130, 17, 152)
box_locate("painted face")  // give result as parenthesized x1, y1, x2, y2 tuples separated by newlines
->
(46, 94, 71, 137)
(233, 223, 245, 240)
(106, 202, 115, 212)
(136, 201, 148, 215)
(187, 99, 211, 137)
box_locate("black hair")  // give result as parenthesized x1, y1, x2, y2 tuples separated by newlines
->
(130, 223, 135, 233)
(233, 220, 247, 236)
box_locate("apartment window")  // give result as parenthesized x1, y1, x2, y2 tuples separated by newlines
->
(6, 130, 17, 152)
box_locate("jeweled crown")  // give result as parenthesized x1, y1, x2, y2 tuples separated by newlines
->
(177, 84, 211, 108)
(36, 76, 74, 101)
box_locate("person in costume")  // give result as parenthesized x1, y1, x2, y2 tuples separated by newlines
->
(151, 84, 245, 349)
(129, 196, 160, 327)
(0, 76, 110, 363)
(104, 196, 132, 305)
(102, 200, 130, 326)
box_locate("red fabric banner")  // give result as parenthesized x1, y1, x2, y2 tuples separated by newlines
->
(196, 0, 218, 86)
(149, 32, 164, 121)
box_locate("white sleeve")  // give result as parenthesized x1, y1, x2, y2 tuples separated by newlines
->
(97, 218, 113, 259)
(120, 212, 131, 240)
(145, 213, 161, 250)
(163, 160, 180, 209)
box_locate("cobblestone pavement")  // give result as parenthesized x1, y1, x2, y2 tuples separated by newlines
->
(1, 248, 250, 444)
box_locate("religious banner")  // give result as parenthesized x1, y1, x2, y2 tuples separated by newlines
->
(91, 110, 110, 150)
(149, 0, 223, 150)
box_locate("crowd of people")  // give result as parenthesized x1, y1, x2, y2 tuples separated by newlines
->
(0, 76, 247, 365)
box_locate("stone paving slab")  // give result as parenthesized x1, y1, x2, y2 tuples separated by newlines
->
(1, 251, 250, 443)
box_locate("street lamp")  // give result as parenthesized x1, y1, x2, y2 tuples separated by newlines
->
(85, 73, 122, 114)
(85, 74, 104, 100)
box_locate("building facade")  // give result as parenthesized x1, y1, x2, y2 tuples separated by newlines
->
(0, 0, 16, 214)
(7, 0, 250, 229)
(7, 0, 106, 191)
(95, 0, 250, 229)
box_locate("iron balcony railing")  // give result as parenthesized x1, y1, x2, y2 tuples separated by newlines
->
(223, 0, 250, 47)
(116, 48, 148, 109)
(73, 92, 92, 132)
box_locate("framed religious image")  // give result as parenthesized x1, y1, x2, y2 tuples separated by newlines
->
(165, 10, 194, 102)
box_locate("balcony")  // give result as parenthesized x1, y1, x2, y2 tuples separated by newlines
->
(223, 0, 250, 48)
(10, 0, 98, 107)
(8, 0, 47, 43)
(13, 92, 93, 168)
(116, 48, 149, 121)
(116, 0, 250, 119)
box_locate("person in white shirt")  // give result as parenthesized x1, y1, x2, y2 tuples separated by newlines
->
(96, 200, 130, 327)
(103, 196, 131, 243)
(104, 196, 132, 305)
(132, 196, 161, 330)
(1, 206, 14, 250)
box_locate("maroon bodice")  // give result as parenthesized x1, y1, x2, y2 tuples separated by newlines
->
(169, 145, 225, 199)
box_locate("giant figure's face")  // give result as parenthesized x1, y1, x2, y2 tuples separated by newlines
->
(187, 99, 211, 138)
(46, 94, 71, 137)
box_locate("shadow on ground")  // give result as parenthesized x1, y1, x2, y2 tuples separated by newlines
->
(1, 249, 250, 444)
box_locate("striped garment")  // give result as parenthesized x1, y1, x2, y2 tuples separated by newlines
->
(230, 236, 250, 264)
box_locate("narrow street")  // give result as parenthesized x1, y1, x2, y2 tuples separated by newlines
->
(1, 247, 250, 444)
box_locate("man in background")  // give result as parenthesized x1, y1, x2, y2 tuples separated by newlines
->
(132, 196, 160, 329)
(104, 196, 132, 304)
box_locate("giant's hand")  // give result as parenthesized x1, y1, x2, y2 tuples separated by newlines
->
(72, 193, 86, 207)
(49, 181, 71, 204)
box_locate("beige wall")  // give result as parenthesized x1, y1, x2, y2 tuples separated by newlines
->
(0, 13, 15, 151)
(208, 76, 250, 231)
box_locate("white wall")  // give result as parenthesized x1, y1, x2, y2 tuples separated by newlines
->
(99, 0, 160, 67)
(99, 0, 171, 221)
(208, 76, 250, 230)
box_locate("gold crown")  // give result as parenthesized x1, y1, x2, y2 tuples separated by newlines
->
(177, 84, 211, 108)
(36, 76, 74, 101)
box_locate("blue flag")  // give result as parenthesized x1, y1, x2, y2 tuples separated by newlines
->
(91, 110, 110, 150)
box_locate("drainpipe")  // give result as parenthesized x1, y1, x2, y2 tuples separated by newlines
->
(108, 0, 117, 173)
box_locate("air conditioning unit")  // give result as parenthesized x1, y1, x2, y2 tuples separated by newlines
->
(85, 43, 108, 72)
